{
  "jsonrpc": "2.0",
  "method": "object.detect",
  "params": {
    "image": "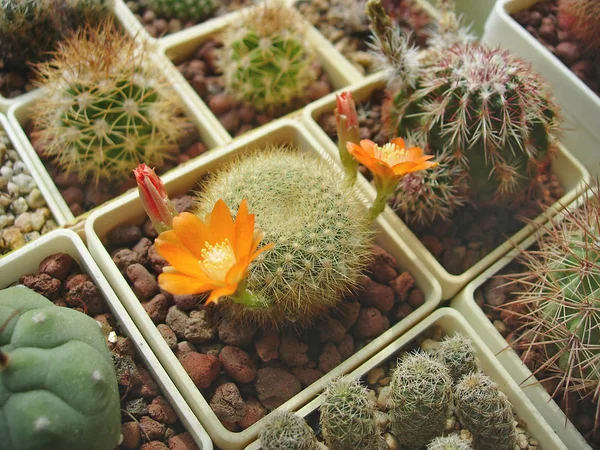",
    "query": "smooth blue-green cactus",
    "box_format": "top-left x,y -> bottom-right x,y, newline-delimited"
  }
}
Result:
0,286 -> 121,450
